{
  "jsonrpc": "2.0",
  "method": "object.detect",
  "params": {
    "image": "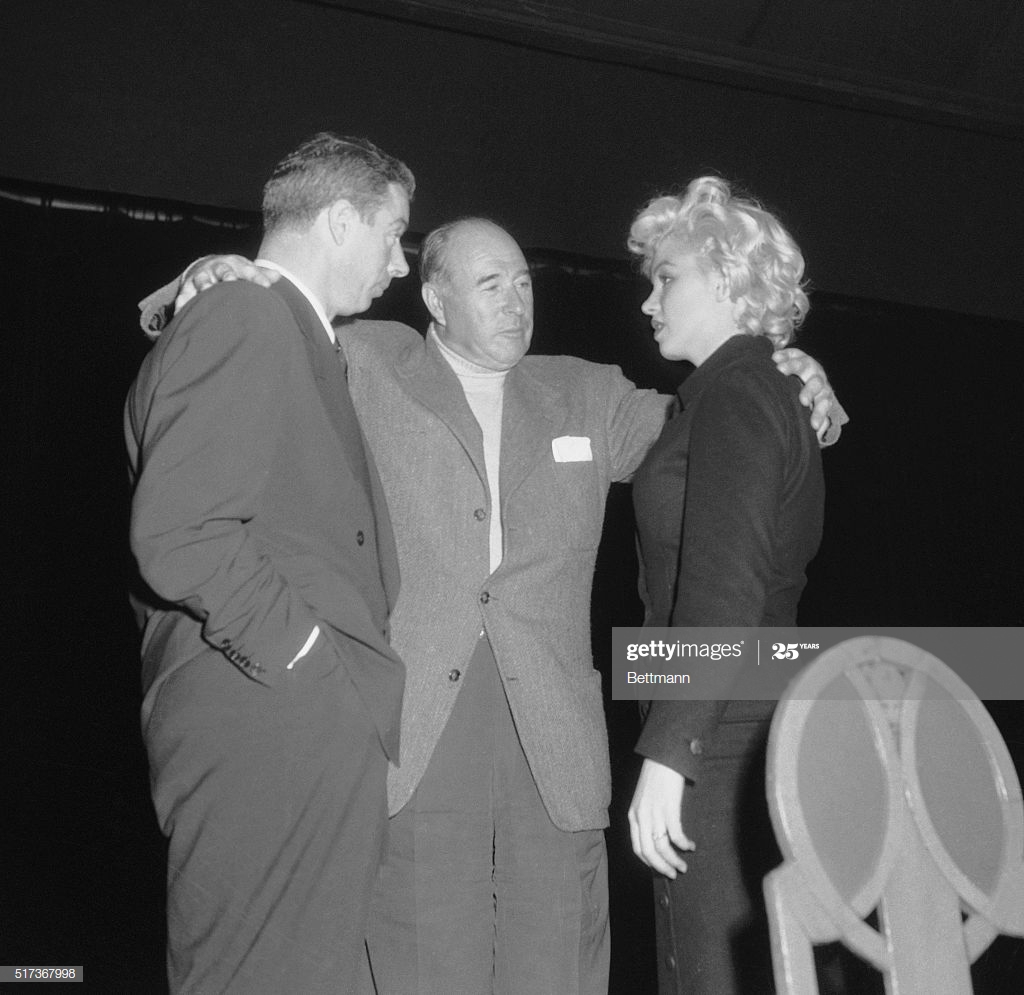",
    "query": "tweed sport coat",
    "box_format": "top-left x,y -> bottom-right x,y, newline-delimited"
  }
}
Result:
342,321 -> 668,831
